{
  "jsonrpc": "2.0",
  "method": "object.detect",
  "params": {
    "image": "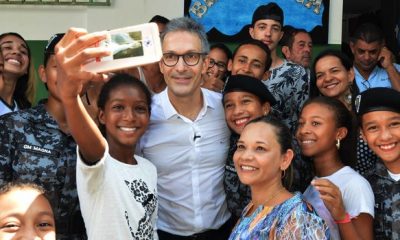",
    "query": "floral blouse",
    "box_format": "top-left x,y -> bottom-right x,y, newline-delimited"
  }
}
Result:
229,192 -> 330,240
262,60 -> 309,135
